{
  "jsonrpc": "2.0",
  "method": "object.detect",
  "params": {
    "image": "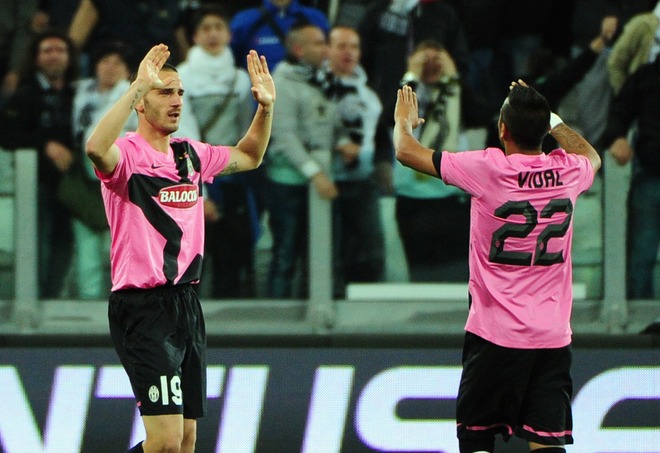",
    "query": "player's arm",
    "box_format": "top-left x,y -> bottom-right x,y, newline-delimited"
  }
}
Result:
512,79 -> 601,172
222,50 -> 275,174
85,81 -> 145,174
549,113 -> 601,172
393,85 -> 438,176
86,44 -> 172,174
